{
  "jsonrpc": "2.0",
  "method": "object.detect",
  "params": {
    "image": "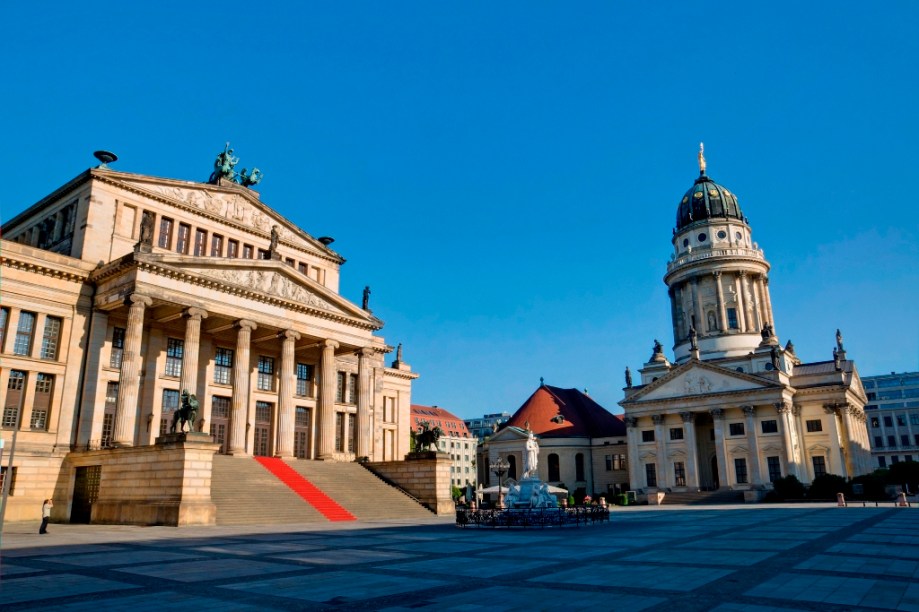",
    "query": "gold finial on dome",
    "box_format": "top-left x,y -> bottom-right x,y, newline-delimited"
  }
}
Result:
698,142 -> 706,175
